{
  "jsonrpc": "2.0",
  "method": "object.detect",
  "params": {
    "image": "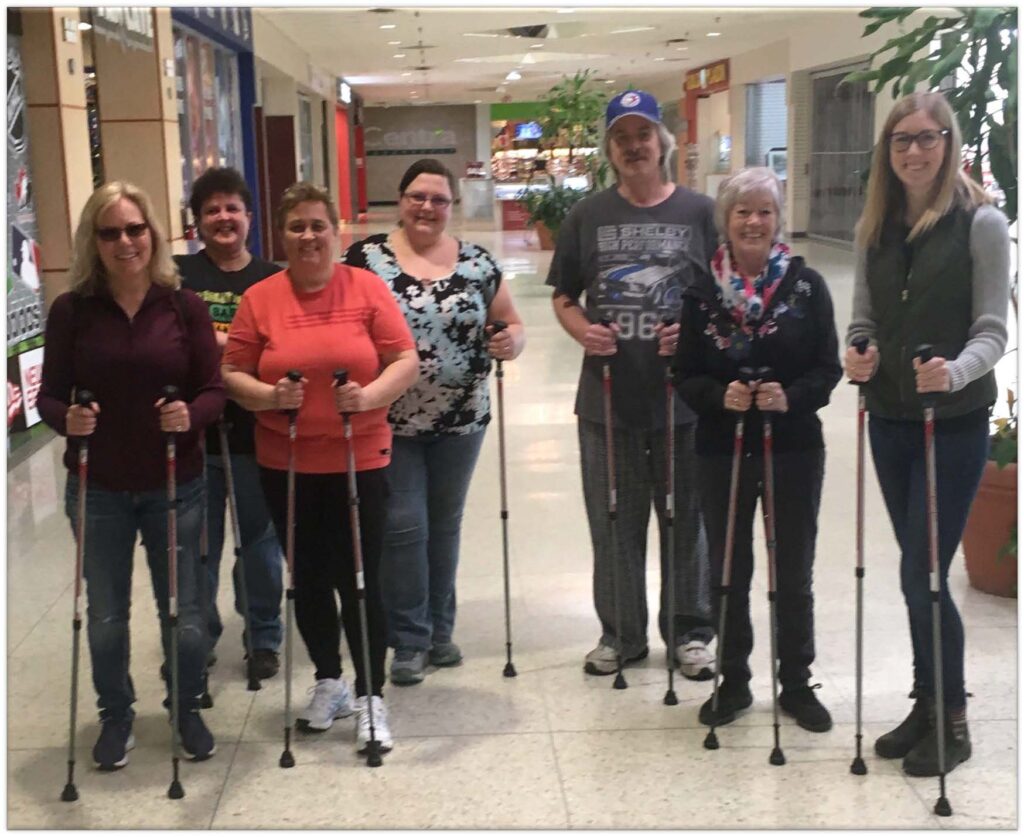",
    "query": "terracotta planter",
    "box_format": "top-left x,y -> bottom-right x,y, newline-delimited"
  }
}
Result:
535,221 -> 555,251
962,460 -> 1017,598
